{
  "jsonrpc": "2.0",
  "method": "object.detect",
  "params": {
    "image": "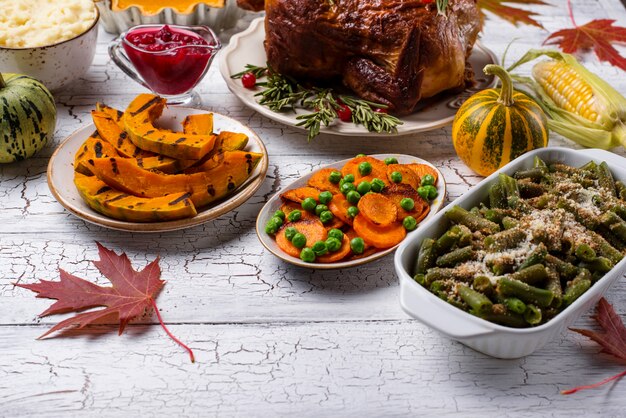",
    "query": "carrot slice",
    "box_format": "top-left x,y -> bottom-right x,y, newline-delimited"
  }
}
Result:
406,163 -> 438,185
324,216 -> 345,230
341,156 -> 388,185
280,202 -> 315,220
328,193 -> 353,226
414,205 -> 430,224
345,228 -> 371,251
275,219 -> 327,258
382,183 -> 429,220
307,168 -> 340,194
357,193 -> 397,226
346,247 -> 379,261
317,235 -> 352,263
353,215 -> 407,249
280,187 -> 321,204
387,164 -> 419,189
